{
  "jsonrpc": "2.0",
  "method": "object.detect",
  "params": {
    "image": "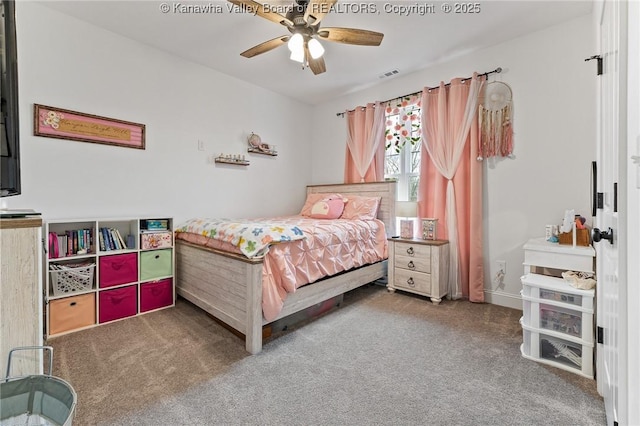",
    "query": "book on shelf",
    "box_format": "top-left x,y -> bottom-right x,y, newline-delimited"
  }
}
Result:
49,228 -> 93,257
110,228 -> 121,250
98,231 -> 106,251
56,233 -> 67,258
78,229 -> 85,252
114,229 -> 127,249
100,227 -> 112,251
99,227 -> 128,251
84,228 -> 92,252
106,228 -> 115,250
66,230 -> 73,256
